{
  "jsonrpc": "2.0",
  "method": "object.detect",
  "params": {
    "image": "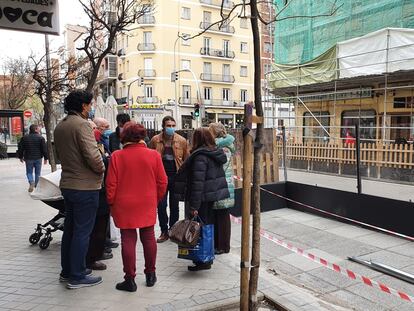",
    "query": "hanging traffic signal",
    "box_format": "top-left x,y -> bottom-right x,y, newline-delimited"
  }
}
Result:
194,103 -> 200,118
